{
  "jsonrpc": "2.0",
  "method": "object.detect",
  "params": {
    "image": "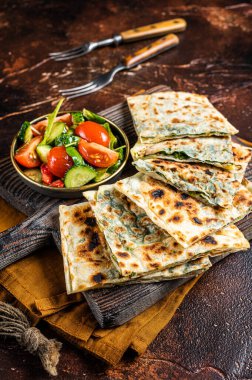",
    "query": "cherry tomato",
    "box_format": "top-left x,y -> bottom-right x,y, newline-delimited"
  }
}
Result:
14,136 -> 42,168
41,164 -> 54,185
78,139 -> 119,168
50,179 -> 64,188
47,146 -> 73,178
31,113 -> 72,136
75,121 -> 110,147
